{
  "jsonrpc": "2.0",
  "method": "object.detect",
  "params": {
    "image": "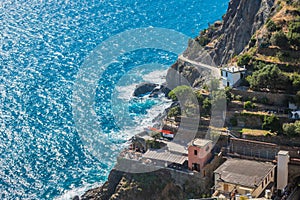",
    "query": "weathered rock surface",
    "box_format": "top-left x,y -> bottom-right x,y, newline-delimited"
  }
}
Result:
166,0 -> 274,88
166,59 -> 211,89
184,0 -> 275,66
133,82 -> 158,97
81,169 -> 182,200
81,168 -> 210,200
